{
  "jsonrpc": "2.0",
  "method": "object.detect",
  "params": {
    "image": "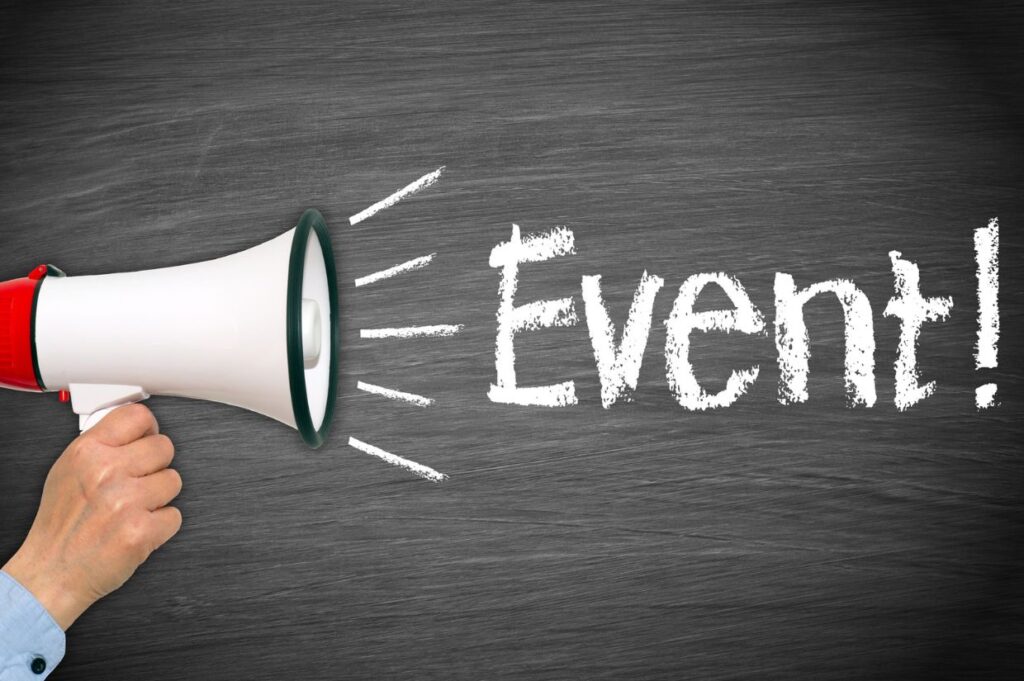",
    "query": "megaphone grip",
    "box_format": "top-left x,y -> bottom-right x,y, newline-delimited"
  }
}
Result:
80,406 -> 119,432
68,384 -> 150,432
